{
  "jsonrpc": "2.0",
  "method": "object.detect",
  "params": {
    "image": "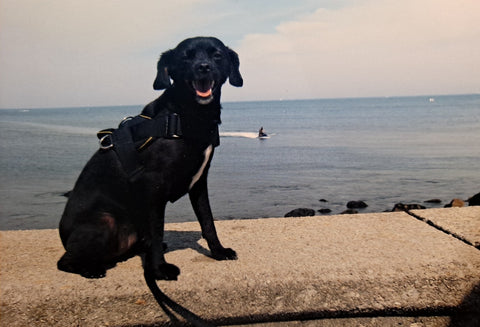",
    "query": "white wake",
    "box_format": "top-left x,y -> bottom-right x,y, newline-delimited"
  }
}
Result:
220,132 -> 259,139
